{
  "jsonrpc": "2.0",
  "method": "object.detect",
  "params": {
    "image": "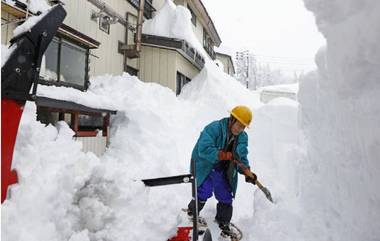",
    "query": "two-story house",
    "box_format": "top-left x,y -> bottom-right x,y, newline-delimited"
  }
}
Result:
1,0 -> 232,154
